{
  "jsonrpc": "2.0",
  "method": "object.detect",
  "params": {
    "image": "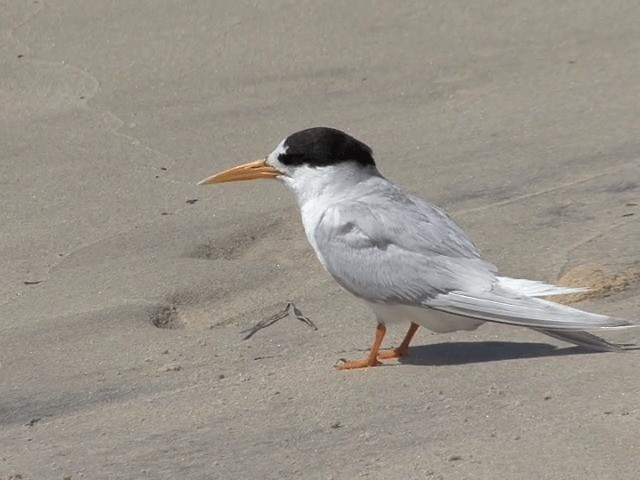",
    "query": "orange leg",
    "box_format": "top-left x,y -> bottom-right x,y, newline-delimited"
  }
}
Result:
338,323 -> 386,370
377,323 -> 419,360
